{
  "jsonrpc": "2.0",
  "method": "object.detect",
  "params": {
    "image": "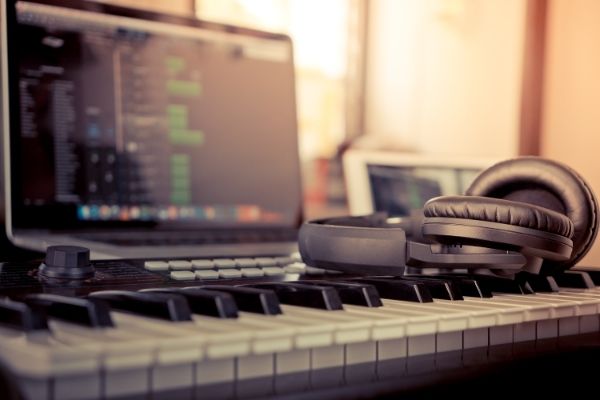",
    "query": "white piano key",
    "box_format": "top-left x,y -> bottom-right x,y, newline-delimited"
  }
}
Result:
152,363 -> 194,395
19,377 -> 50,400
54,373 -> 101,400
437,331 -> 463,352
407,334 -> 436,356
377,338 -> 407,361
558,316 -> 580,336
463,327 -> 489,349
196,358 -> 235,385
514,321 -> 537,342
345,341 -> 377,365
197,314 -> 296,354
104,368 -> 149,399
237,353 -> 274,380
496,294 -> 577,319
537,319 -> 559,339
473,296 -> 552,322
381,300 -> 469,333
237,312 -> 335,349
523,292 -> 600,316
579,314 -> 600,333
311,344 -> 345,370
276,349 -> 310,375
280,305 -> 371,344
489,325 -> 513,345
